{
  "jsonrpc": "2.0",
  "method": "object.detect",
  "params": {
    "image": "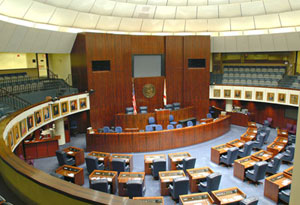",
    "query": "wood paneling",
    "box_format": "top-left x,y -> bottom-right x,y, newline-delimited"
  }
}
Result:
183,36 -> 210,120
86,115 -> 231,153
71,34 -> 210,127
